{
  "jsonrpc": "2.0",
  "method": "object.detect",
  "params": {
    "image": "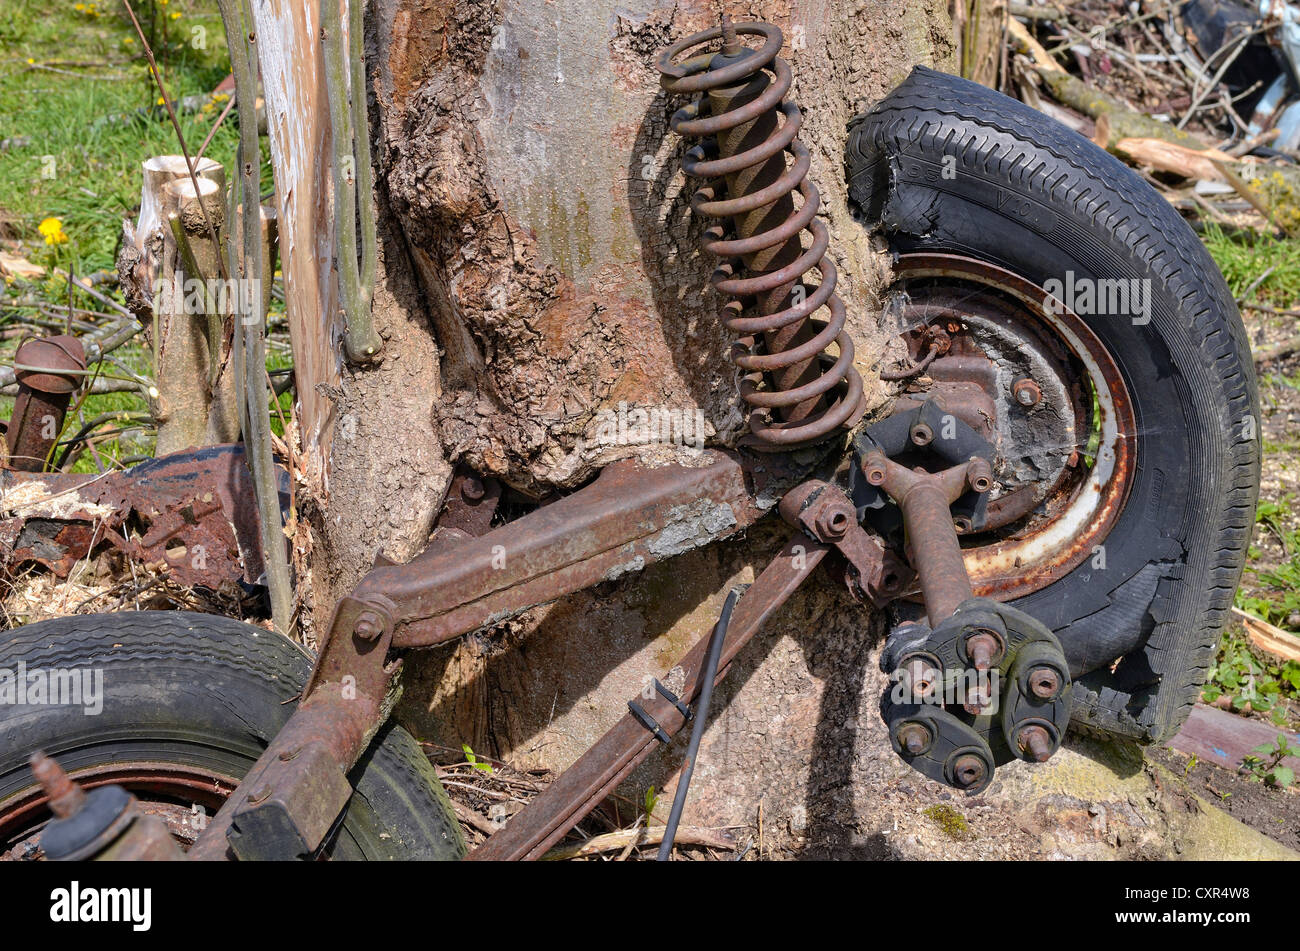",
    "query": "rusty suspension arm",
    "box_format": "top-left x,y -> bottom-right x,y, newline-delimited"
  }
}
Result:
190,449 -> 806,859
469,532 -> 827,860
